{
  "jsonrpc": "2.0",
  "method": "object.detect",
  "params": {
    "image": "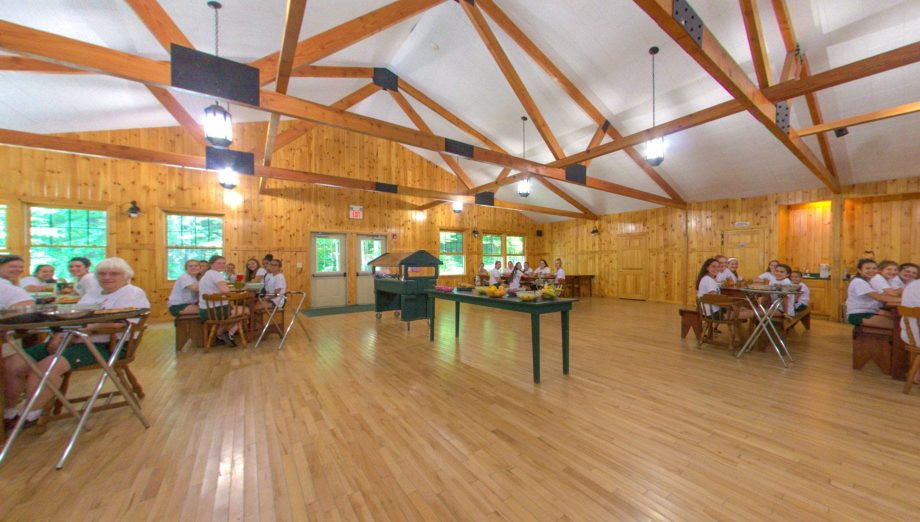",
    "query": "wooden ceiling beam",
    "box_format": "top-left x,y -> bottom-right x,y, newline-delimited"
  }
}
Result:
798,99 -> 920,137
581,124 -> 607,167
460,0 -> 565,159
740,0 -> 773,89
125,0 -> 206,148
389,89 -> 474,189
770,0 -> 798,53
290,65 -> 374,78
493,200 -> 585,219
534,178 -> 597,219
800,57 -> 837,178
778,50 -> 802,83
262,0 -> 310,167
469,172 -> 529,194
416,200 -> 448,211
250,0 -> 444,85
0,56 -> 91,73
0,21 -> 564,179
633,0 -> 839,193
475,0 -> 686,204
